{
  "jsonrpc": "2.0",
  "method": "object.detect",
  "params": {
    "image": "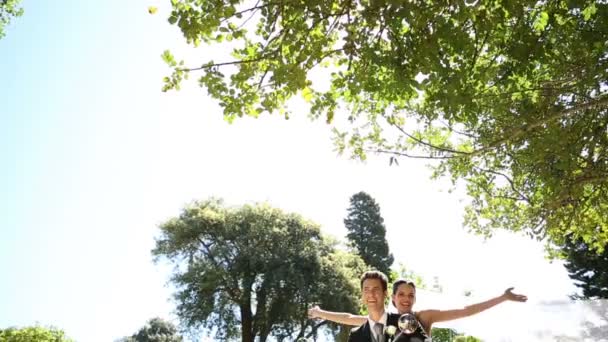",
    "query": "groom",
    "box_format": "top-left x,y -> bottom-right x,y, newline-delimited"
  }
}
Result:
348,270 -> 400,342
